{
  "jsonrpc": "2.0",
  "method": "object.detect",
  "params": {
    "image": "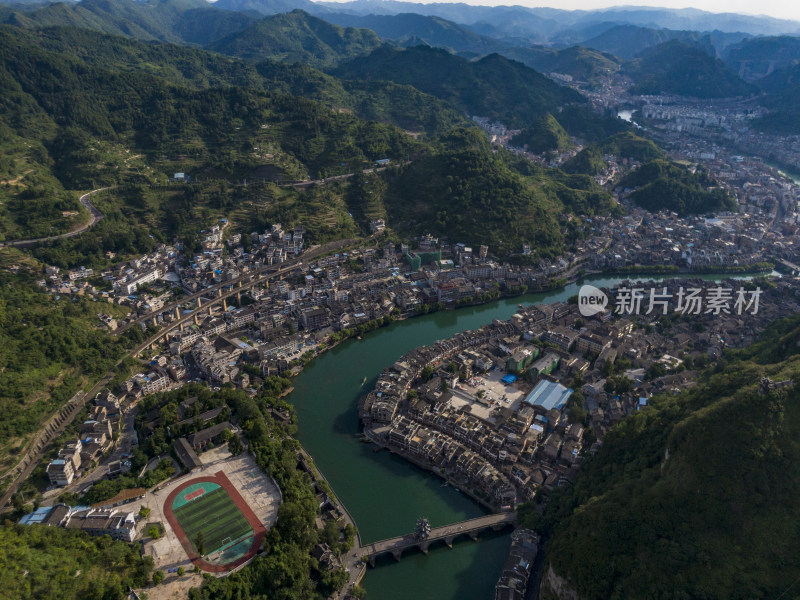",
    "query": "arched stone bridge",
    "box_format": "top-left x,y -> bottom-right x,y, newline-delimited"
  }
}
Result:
360,511 -> 516,566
